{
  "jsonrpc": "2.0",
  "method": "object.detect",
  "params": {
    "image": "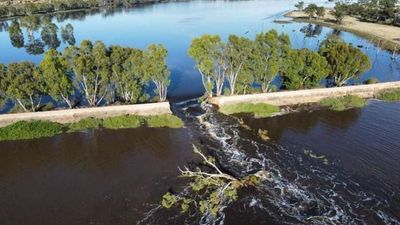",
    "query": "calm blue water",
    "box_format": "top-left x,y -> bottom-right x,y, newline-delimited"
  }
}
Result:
0,0 -> 399,101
